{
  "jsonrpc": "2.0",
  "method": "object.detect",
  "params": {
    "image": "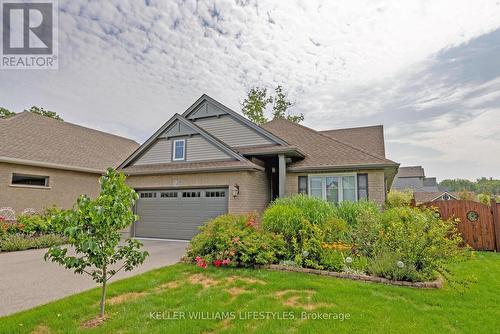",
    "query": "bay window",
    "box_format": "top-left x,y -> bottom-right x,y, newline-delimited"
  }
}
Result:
308,173 -> 359,204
